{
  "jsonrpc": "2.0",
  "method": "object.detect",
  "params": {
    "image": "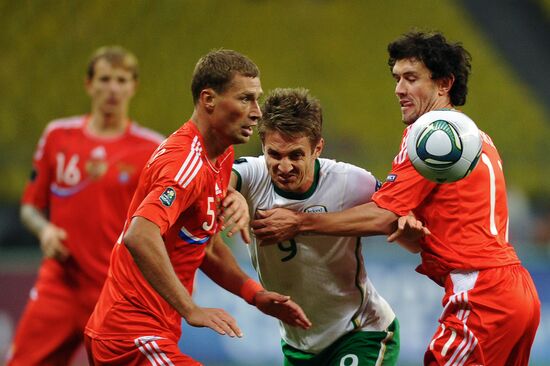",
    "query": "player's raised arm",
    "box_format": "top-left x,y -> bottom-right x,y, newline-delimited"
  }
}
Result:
252,202 -> 398,243
252,203 -> 427,251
